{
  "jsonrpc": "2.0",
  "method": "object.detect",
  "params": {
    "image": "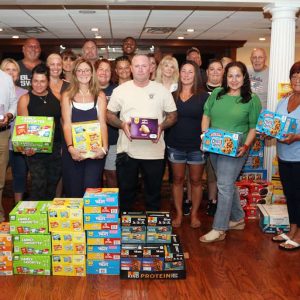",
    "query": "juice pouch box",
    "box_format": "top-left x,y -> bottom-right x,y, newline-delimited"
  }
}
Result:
52,232 -> 86,255
12,116 -> 54,153
52,254 -> 86,276
121,244 -> 143,271
83,188 -> 119,207
256,109 -> 298,139
121,212 -> 147,226
201,128 -> 243,157
14,234 -> 51,255
130,117 -> 158,140
9,201 -> 51,235
72,121 -> 102,159
13,255 -> 51,275
48,198 -> 83,232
